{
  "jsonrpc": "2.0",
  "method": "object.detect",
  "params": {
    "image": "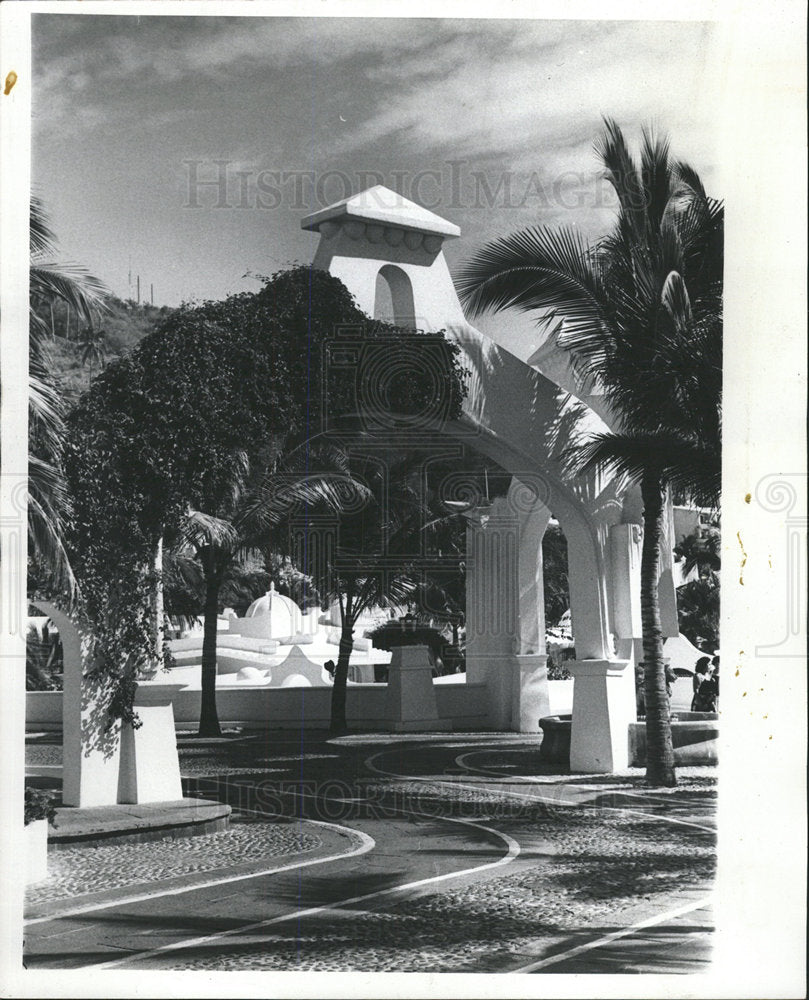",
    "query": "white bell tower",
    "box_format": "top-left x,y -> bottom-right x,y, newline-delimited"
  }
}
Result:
301,185 -> 467,331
